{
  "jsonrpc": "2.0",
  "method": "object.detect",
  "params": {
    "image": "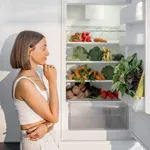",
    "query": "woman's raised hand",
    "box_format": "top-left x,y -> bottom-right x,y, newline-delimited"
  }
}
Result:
43,64 -> 57,84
